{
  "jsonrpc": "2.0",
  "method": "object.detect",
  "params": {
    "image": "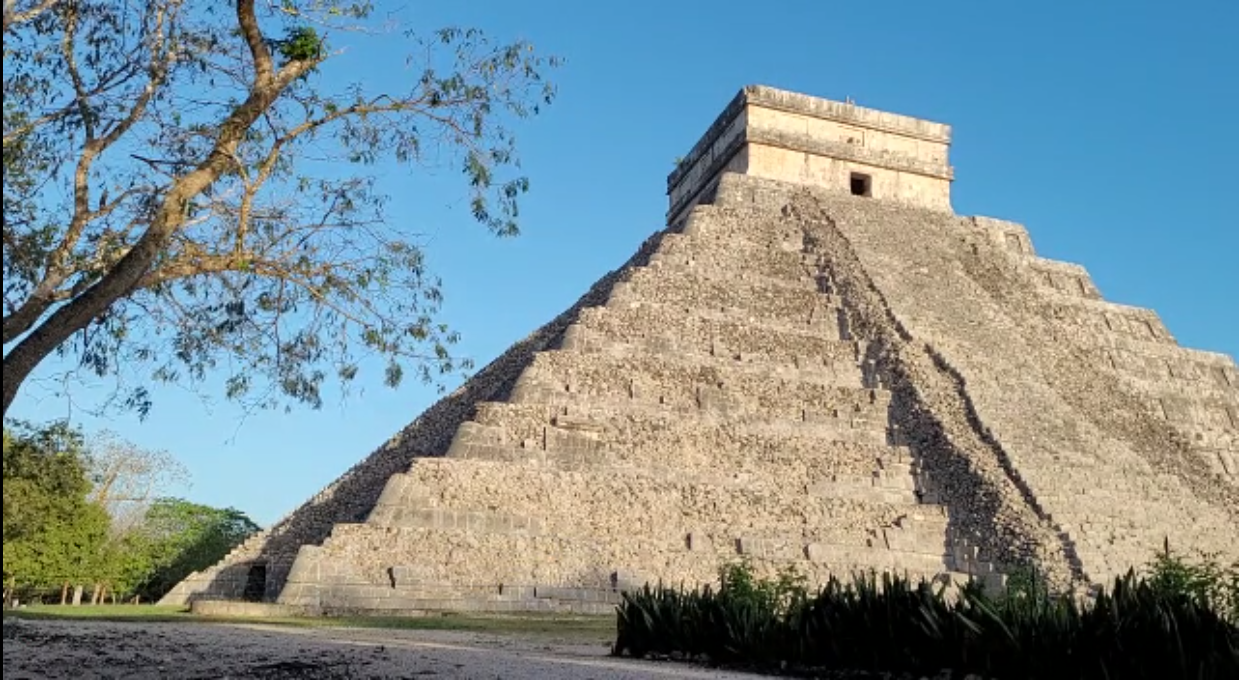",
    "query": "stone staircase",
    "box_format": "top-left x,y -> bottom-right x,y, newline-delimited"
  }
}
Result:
274,204 -> 1002,614
778,174 -> 1238,590
158,532 -> 270,604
